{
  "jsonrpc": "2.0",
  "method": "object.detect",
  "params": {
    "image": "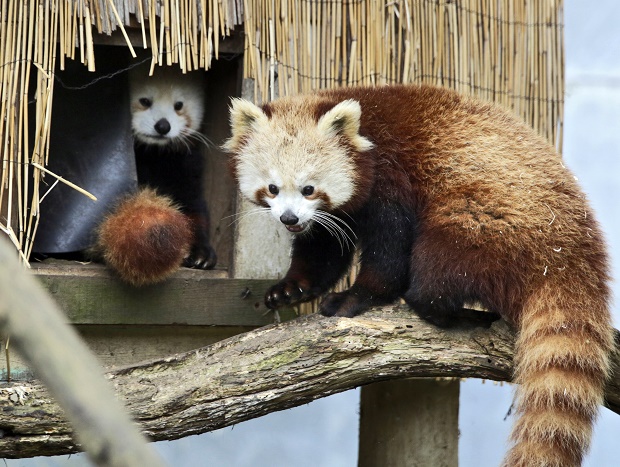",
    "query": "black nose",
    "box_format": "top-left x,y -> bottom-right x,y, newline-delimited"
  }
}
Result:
280,211 -> 299,225
154,118 -> 171,135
